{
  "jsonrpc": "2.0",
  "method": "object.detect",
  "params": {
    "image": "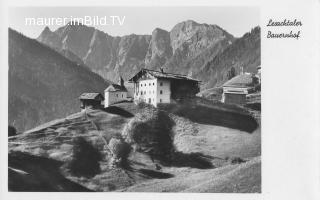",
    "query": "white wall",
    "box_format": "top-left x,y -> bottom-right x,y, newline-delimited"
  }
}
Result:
134,79 -> 158,107
105,91 -> 127,107
223,86 -> 248,94
134,78 -> 171,107
156,79 -> 171,104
